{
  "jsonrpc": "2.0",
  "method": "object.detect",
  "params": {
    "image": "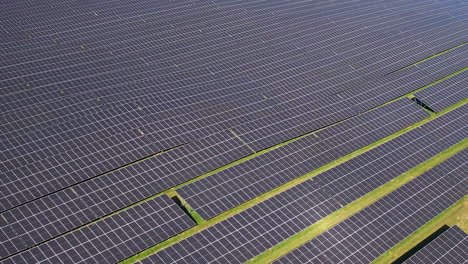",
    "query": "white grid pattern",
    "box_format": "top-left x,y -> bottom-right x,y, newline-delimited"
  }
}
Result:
0,4 -> 464,185
0,130 -> 249,259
